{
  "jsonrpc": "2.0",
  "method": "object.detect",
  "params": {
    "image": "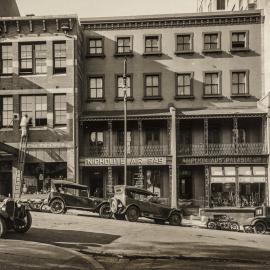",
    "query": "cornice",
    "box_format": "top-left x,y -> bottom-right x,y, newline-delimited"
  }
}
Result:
82,13 -> 263,31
